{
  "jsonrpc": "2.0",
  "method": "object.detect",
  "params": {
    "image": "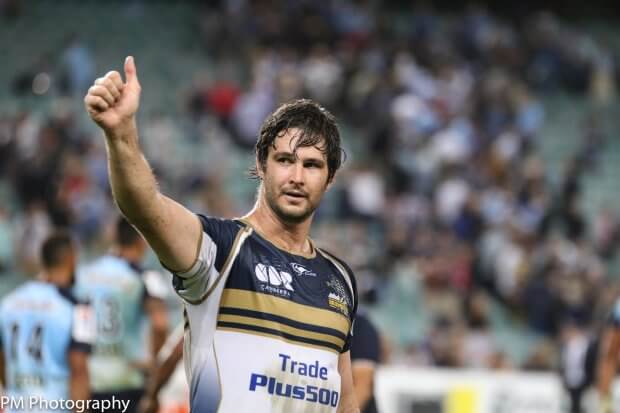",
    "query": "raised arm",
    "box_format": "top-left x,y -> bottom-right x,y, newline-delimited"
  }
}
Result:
84,57 -> 201,271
